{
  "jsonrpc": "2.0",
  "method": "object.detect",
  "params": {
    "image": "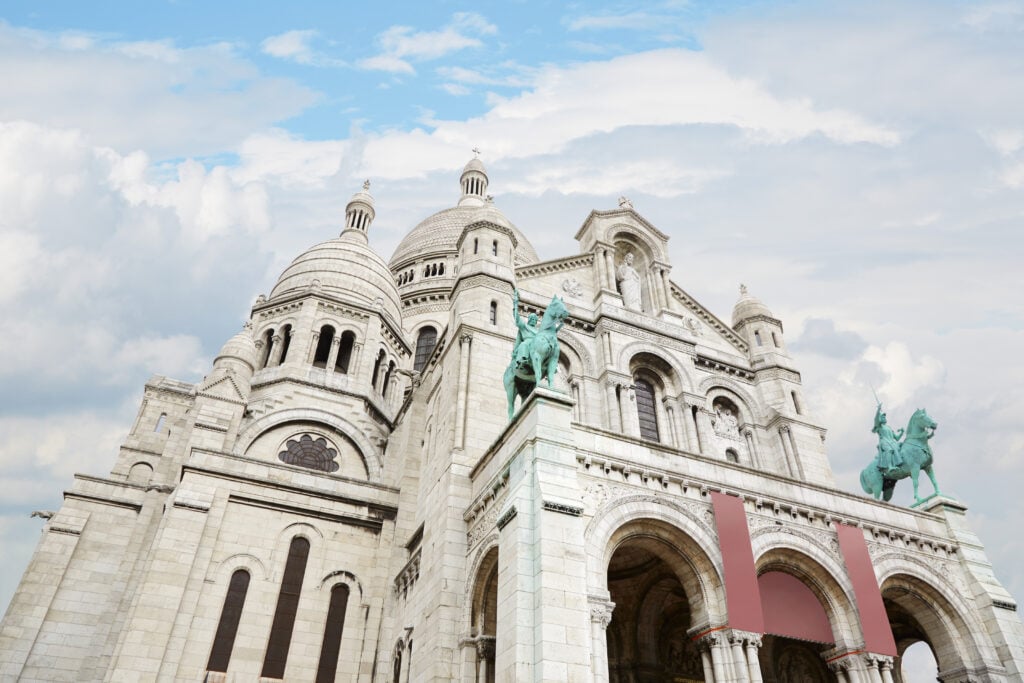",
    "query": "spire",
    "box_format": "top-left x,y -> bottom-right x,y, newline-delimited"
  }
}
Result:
343,180 -> 376,239
458,151 -> 488,207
